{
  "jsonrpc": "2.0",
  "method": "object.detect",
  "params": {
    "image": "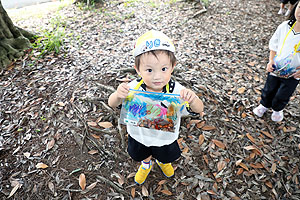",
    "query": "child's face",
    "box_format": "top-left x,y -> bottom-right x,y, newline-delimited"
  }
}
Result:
135,52 -> 174,92
295,3 -> 300,21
